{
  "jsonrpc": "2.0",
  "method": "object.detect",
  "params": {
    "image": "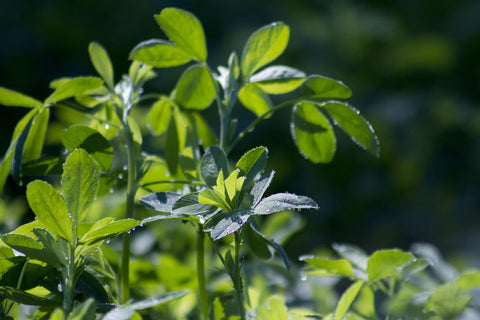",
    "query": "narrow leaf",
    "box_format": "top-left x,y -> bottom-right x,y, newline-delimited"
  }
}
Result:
148,97 -> 172,136
165,113 -> 179,174
204,209 -> 252,240
62,149 -> 100,225
238,83 -> 273,117
301,75 -> 352,99
249,222 -> 290,269
89,42 -> 114,90
322,102 -> 379,157
80,218 -> 139,245
0,286 -> 61,307
175,64 -> 216,110
334,280 -> 364,320
26,180 -> 72,241
61,125 -> 113,171
291,102 -> 336,163
200,146 -> 229,188
67,298 -> 96,320
254,192 -> 318,215
130,39 -> 192,68
236,146 -> 268,187
155,8 -> 207,61
367,249 -> 414,282
10,114 -> 34,185
249,65 -> 306,94
0,87 -> 41,107
241,22 -> 290,78
45,77 -> 104,104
